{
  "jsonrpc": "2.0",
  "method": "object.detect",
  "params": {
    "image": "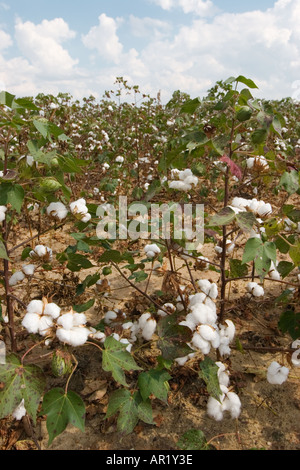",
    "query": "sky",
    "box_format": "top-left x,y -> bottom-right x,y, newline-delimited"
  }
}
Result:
0,0 -> 299,103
